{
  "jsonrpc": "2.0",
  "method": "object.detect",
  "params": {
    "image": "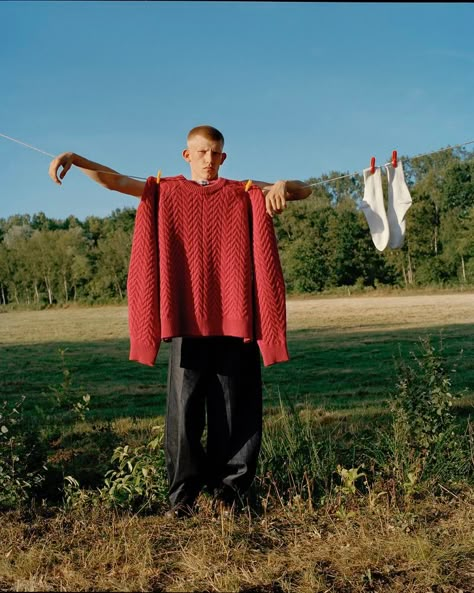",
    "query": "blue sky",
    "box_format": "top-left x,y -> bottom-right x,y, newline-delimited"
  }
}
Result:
1,1 -> 473,220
